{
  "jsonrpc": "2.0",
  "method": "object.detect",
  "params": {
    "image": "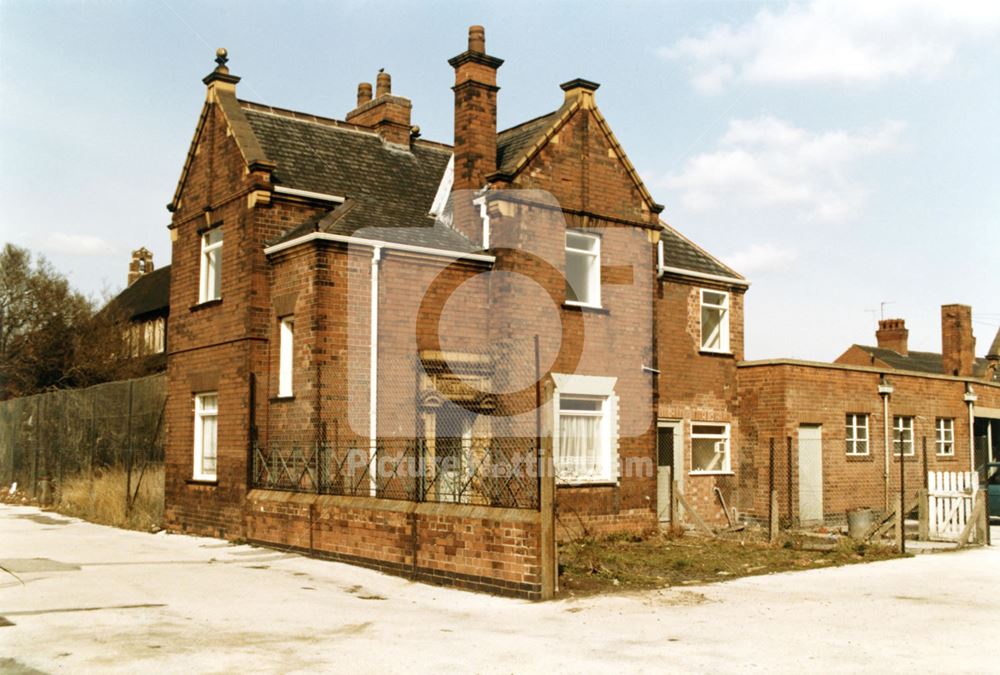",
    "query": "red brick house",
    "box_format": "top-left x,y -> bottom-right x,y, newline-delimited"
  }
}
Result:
737,305 -> 1000,525
163,27 -> 746,597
